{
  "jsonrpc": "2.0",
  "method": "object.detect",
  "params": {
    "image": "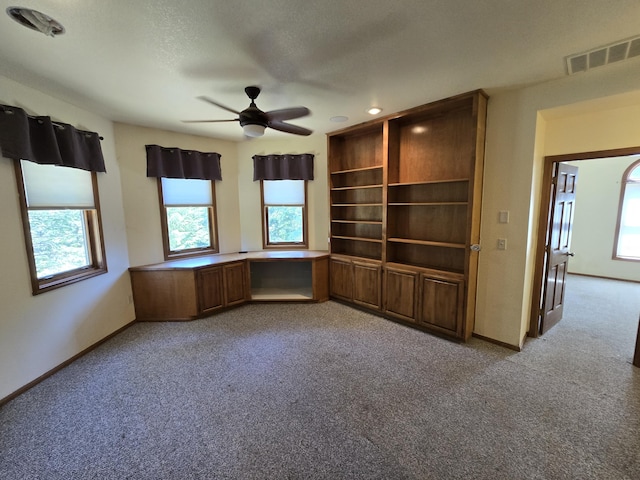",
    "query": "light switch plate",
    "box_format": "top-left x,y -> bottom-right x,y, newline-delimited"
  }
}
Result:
498,210 -> 510,224
497,238 -> 507,250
